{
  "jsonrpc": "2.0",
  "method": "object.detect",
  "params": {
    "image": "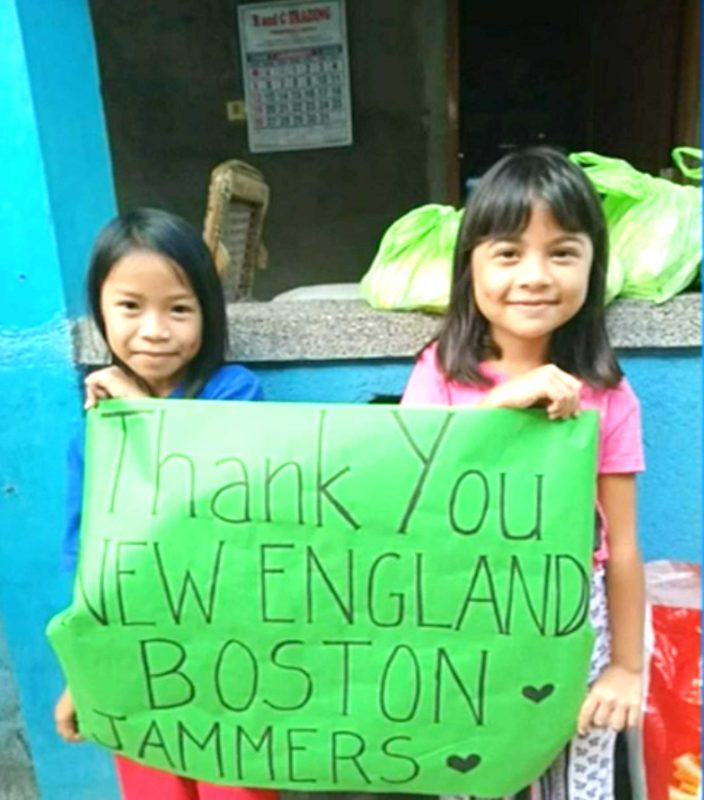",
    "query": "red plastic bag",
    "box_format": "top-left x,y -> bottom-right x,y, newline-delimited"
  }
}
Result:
629,561 -> 702,800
